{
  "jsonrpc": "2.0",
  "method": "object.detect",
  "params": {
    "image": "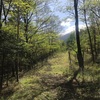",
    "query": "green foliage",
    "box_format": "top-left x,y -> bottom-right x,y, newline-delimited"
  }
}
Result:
66,32 -> 77,52
0,0 -> 63,92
